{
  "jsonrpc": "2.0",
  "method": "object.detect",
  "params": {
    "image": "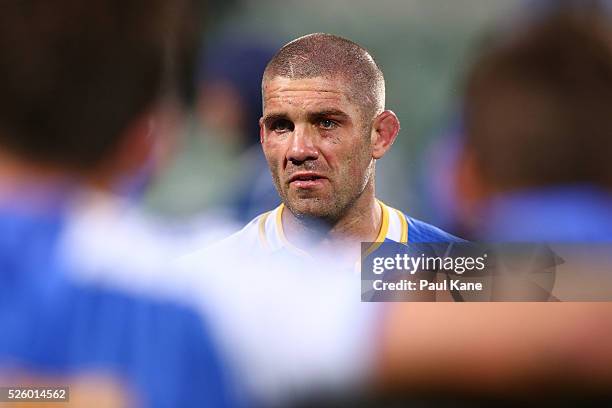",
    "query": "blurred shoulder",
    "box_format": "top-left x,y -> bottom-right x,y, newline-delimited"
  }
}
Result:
178,210 -> 272,269
405,215 -> 465,243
